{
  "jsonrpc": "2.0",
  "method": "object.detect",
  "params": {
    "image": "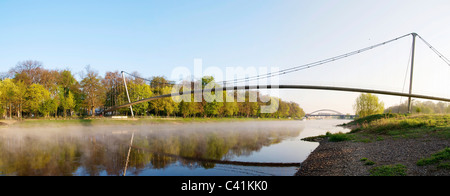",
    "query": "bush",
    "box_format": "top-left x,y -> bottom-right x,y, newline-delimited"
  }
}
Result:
328,132 -> 353,142
369,164 -> 407,176
417,147 -> 450,166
